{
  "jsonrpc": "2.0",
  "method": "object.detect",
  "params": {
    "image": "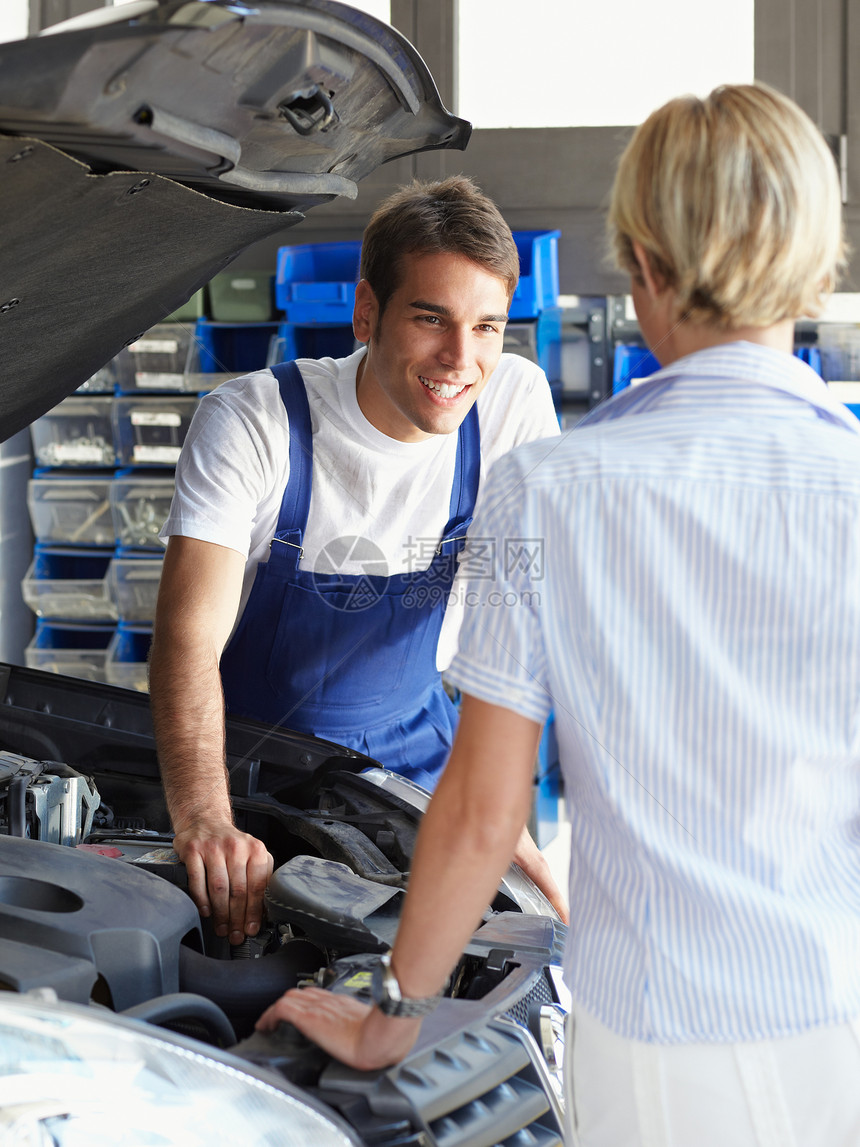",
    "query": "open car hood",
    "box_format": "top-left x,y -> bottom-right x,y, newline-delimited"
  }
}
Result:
0,0 -> 470,441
